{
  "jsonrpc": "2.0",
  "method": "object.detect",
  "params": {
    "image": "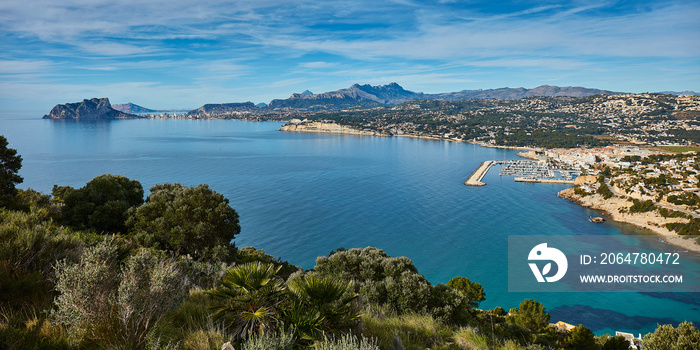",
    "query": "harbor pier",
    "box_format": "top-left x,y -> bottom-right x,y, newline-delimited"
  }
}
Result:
464,161 -> 495,186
